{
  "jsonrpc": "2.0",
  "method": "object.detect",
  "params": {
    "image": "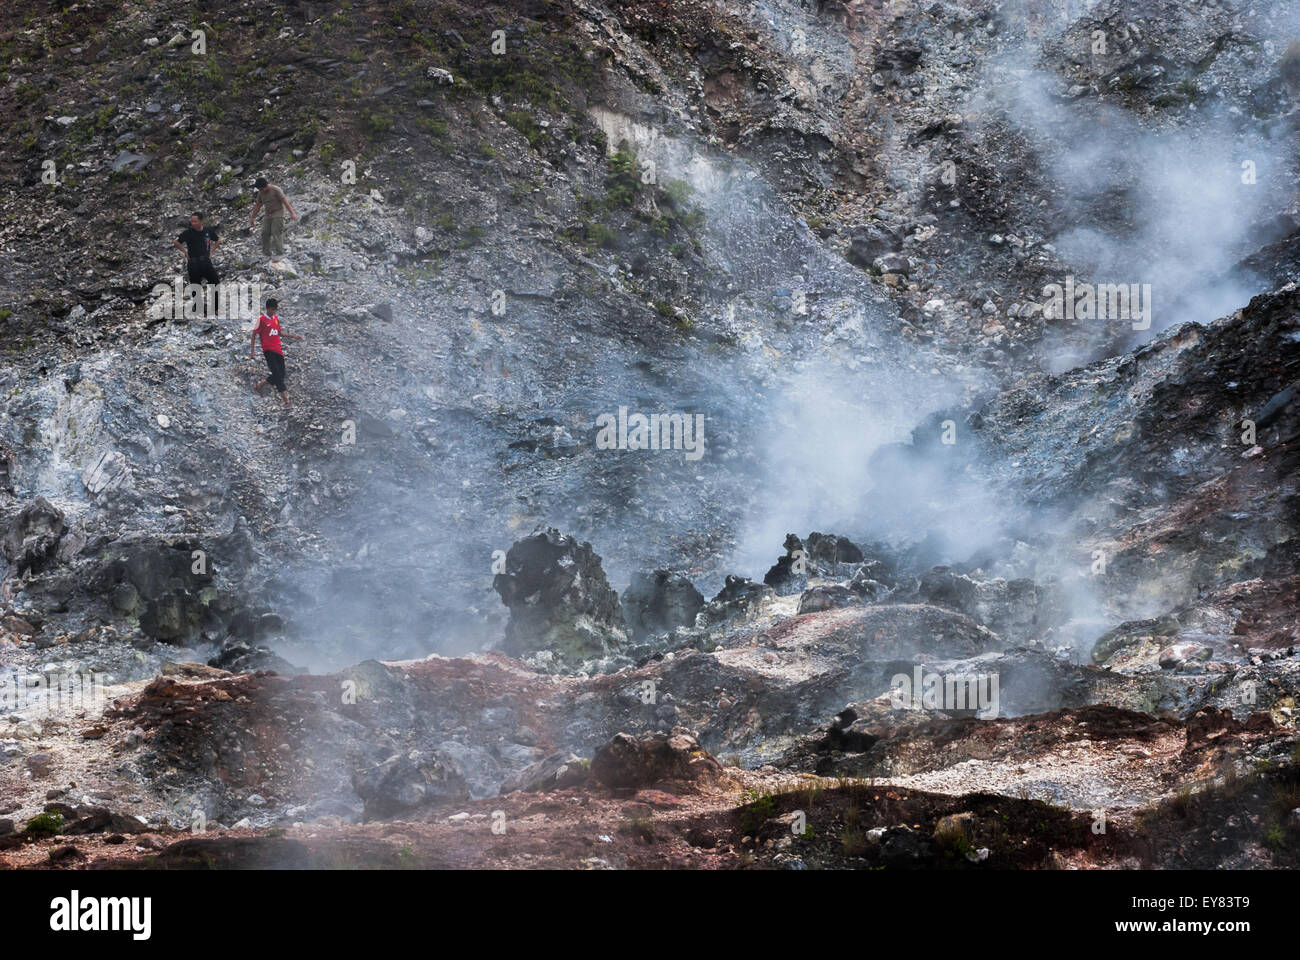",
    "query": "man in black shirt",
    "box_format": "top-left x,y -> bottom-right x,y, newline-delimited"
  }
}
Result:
173,212 -> 221,314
